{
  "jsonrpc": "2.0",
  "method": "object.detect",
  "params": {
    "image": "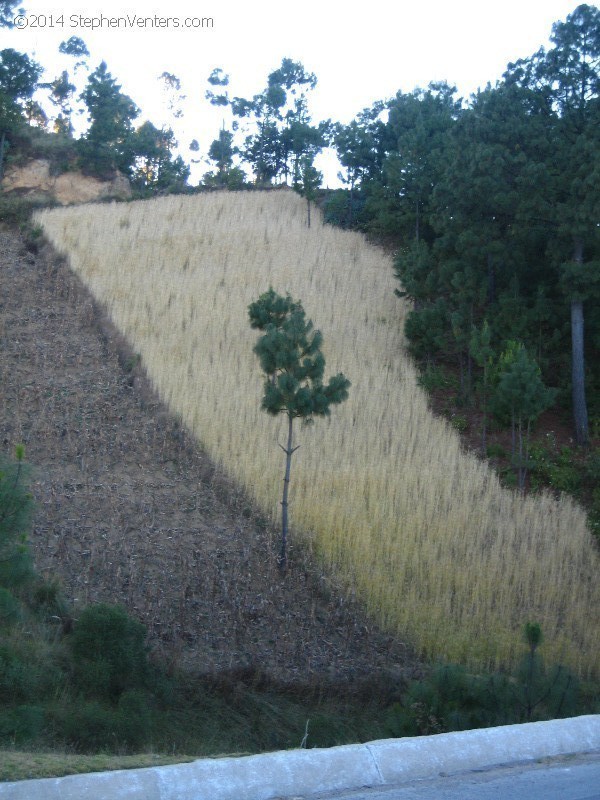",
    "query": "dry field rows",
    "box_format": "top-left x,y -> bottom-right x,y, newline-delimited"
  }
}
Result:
36,191 -> 600,677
